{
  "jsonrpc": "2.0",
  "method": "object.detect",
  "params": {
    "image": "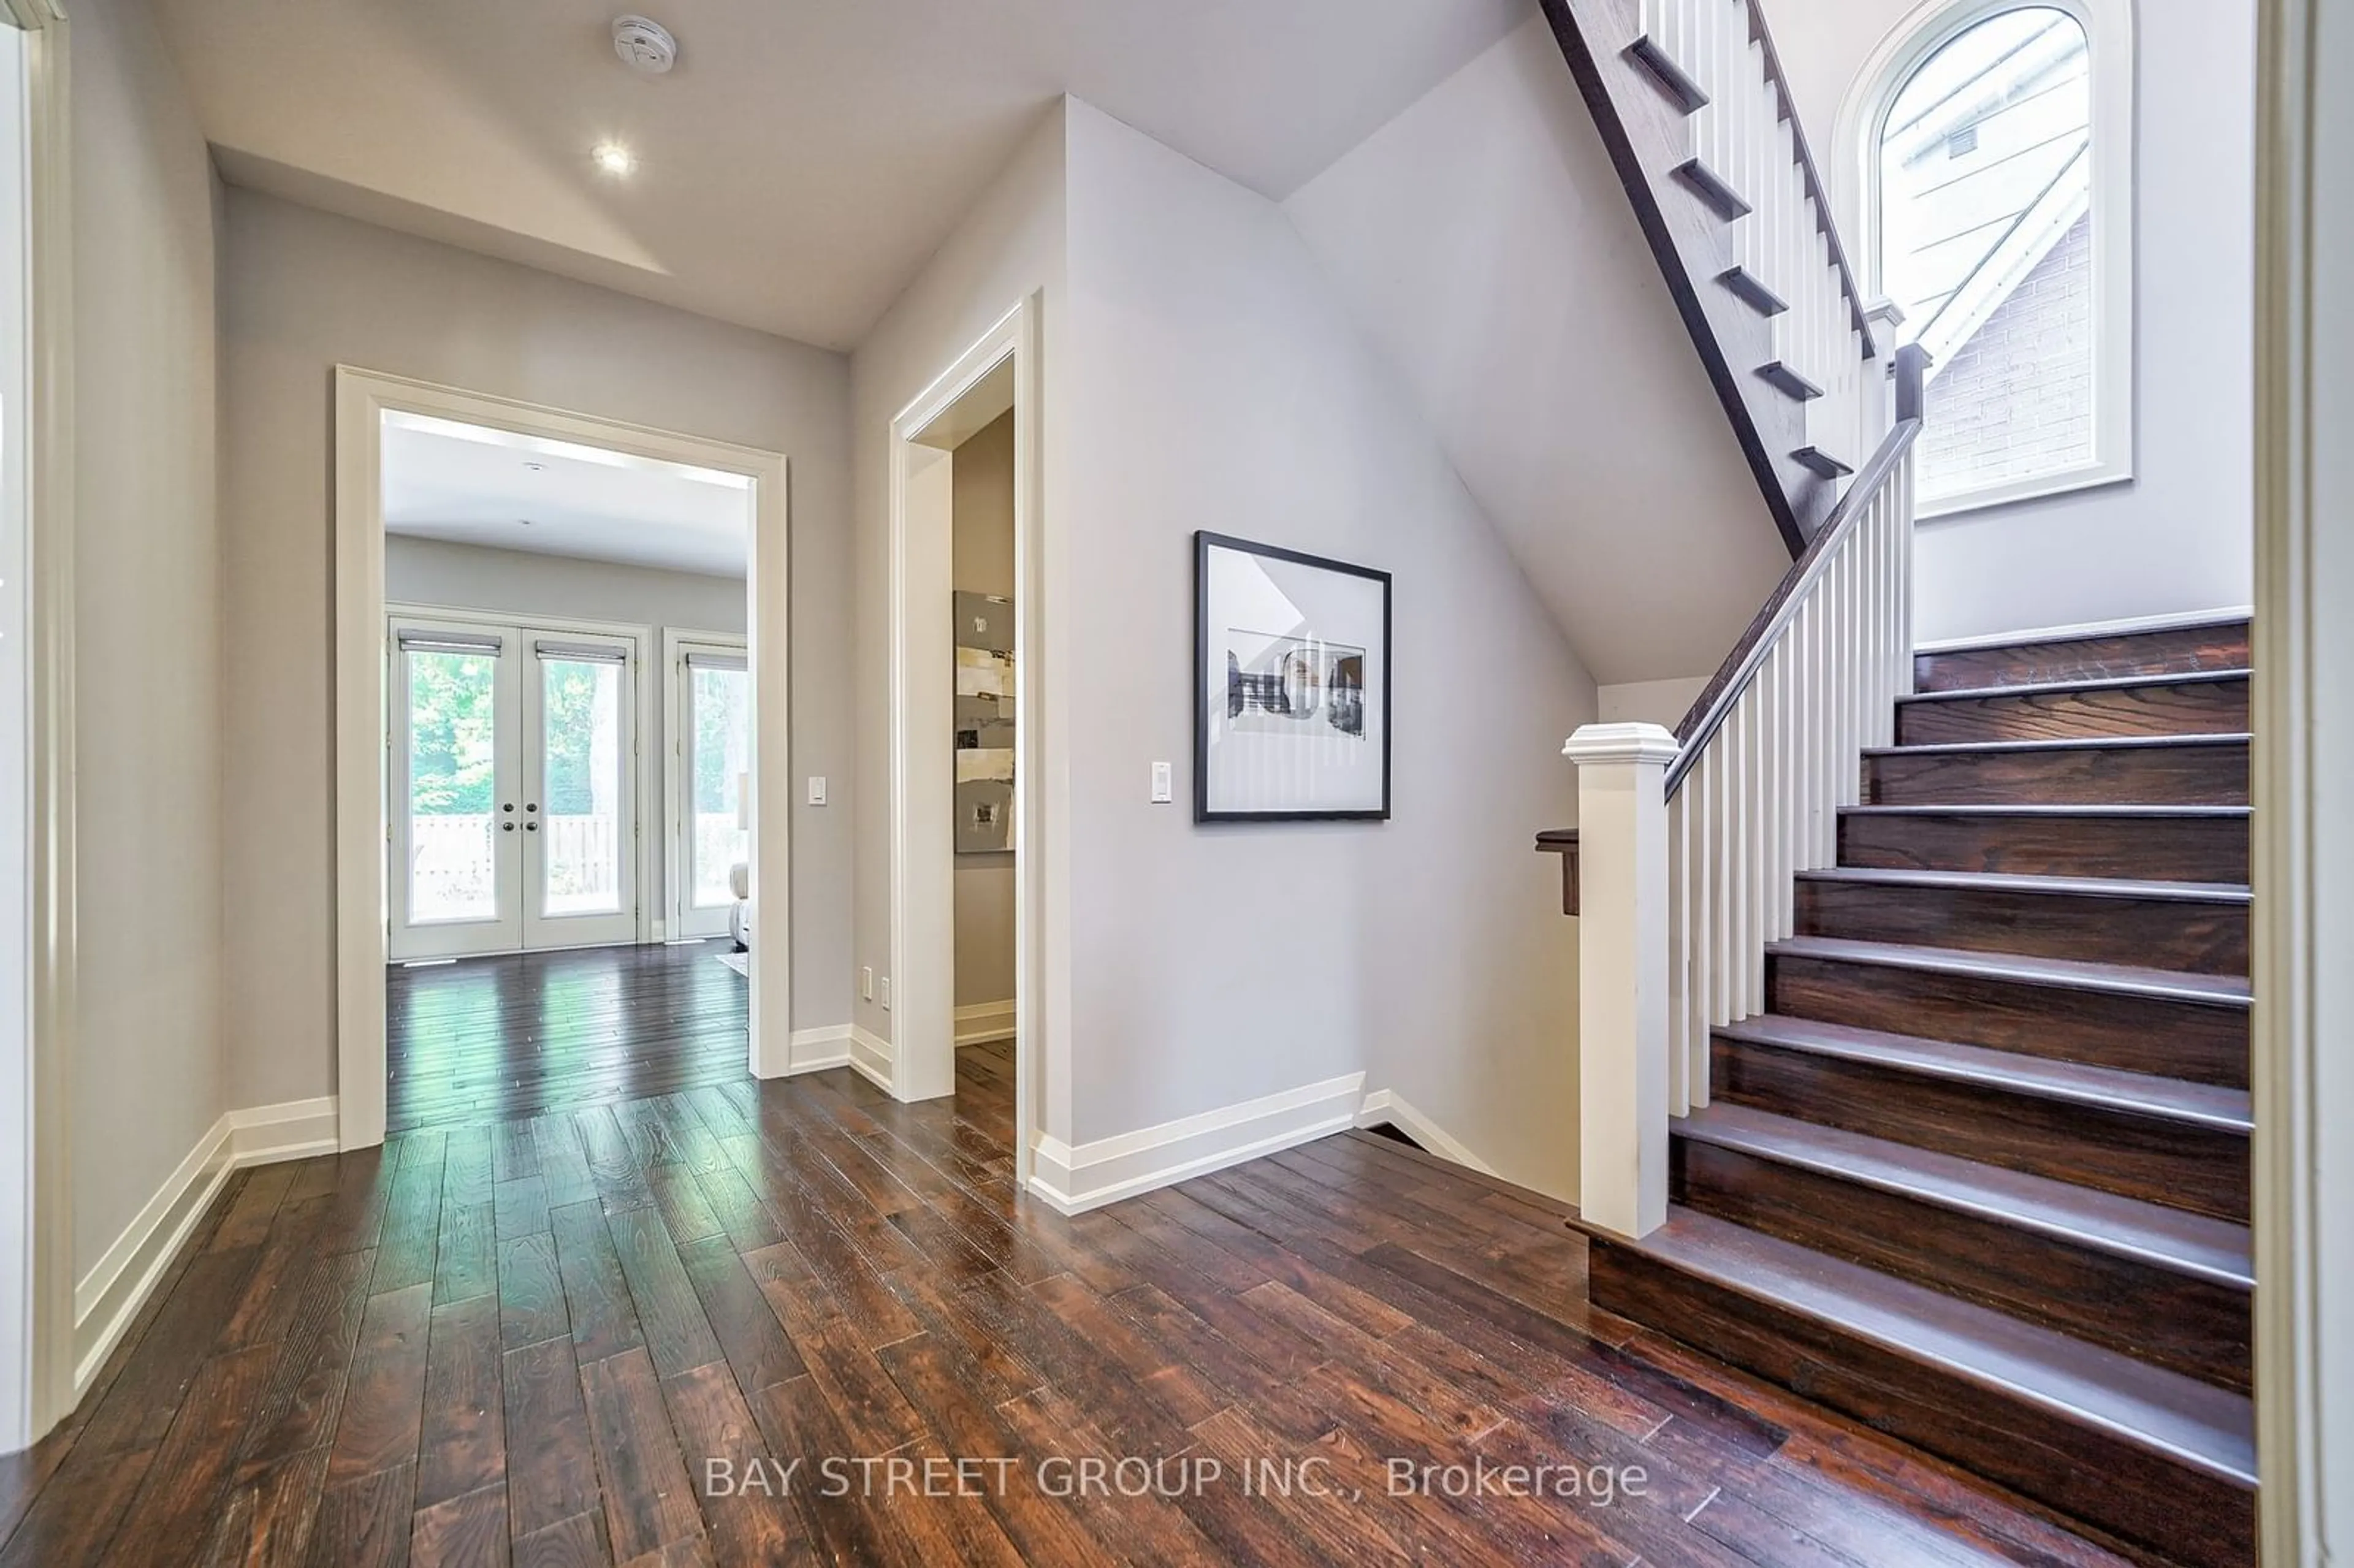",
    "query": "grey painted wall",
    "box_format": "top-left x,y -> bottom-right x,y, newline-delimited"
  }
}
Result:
219,190 -> 855,1113
951,413 -> 1017,1011
72,0 -> 227,1273
1057,101 -> 1594,1197
387,536 -> 747,633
